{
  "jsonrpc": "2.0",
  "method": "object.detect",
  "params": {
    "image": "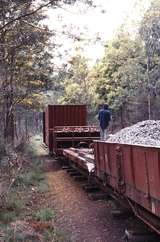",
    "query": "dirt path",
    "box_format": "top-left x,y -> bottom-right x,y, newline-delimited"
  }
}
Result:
46,164 -> 130,242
